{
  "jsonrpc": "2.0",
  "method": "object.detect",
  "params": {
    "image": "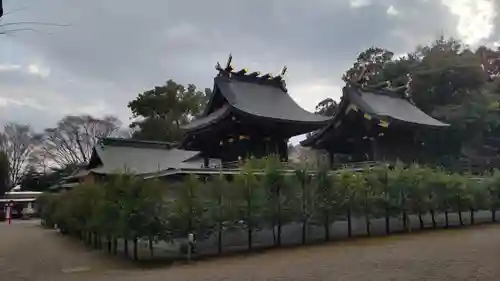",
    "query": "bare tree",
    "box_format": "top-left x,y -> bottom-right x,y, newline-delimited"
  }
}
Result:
0,123 -> 37,185
0,2 -> 69,35
34,115 -> 121,168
